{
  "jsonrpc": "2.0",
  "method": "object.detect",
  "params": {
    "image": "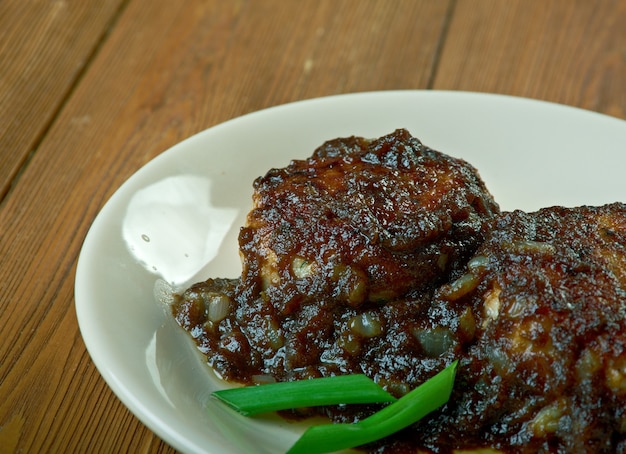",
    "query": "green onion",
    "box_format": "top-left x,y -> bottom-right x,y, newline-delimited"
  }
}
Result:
286,360 -> 458,454
212,374 -> 397,416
